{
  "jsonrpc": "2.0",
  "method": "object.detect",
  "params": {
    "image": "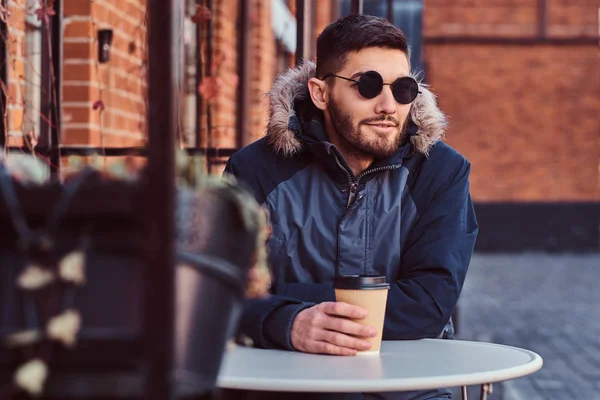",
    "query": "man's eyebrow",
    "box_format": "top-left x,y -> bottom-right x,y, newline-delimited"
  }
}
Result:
349,71 -> 411,80
349,71 -> 367,79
